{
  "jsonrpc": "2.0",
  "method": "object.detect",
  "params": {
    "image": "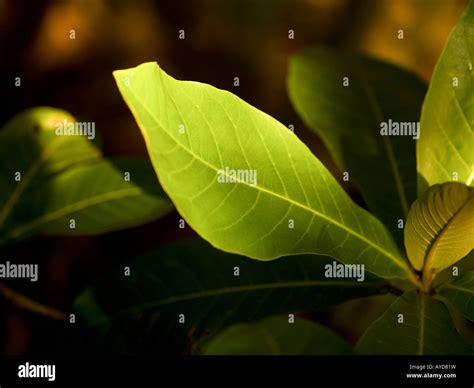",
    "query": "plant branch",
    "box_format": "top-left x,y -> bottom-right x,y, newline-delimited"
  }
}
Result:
0,282 -> 65,320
